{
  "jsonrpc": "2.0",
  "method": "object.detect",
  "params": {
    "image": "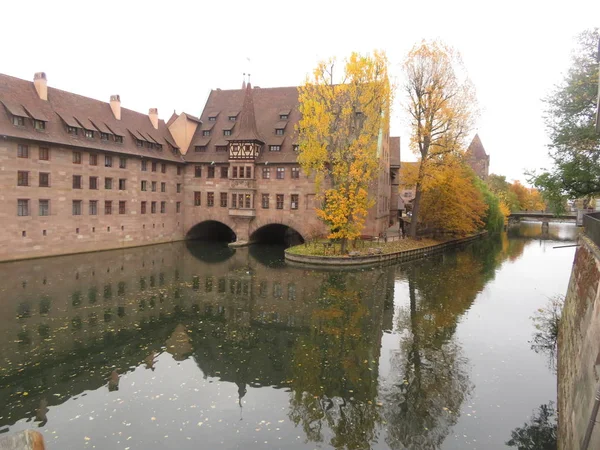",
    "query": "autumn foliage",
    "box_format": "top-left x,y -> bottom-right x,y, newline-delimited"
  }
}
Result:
401,155 -> 487,235
487,175 -> 547,212
298,51 -> 392,253
403,40 -> 478,237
